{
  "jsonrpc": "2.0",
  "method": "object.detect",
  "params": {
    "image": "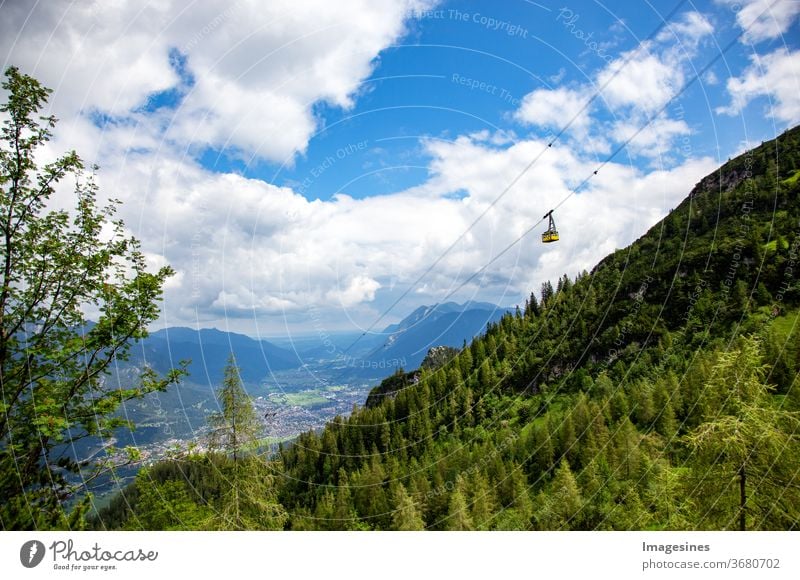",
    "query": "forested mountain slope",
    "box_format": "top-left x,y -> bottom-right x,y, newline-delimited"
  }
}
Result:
96,126 -> 800,531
